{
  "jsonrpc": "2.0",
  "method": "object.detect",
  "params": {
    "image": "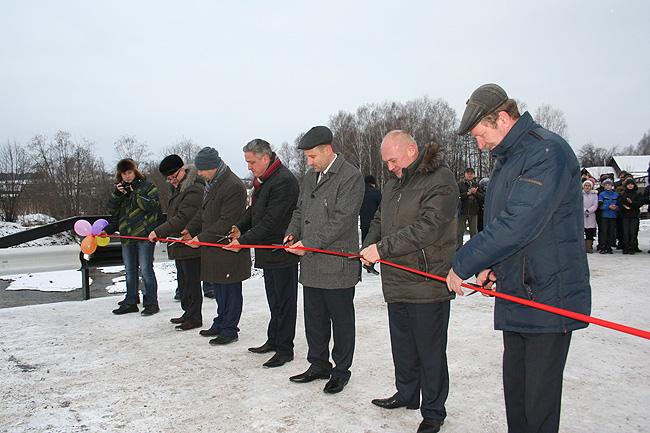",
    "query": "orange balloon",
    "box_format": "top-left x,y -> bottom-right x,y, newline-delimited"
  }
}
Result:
81,235 -> 97,254
96,235 -> 110,247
